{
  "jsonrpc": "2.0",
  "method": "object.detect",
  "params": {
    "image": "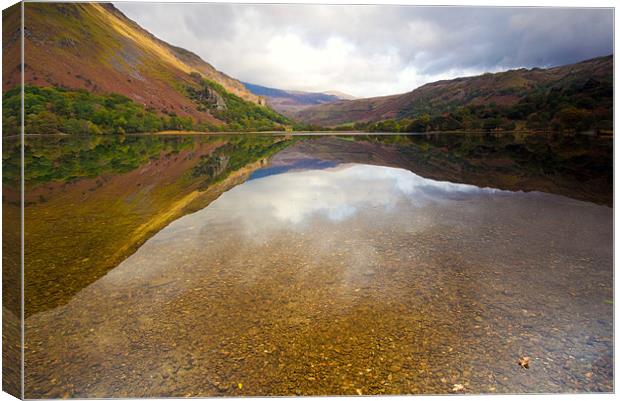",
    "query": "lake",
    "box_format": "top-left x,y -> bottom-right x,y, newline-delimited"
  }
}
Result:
3,133 -> 613,396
